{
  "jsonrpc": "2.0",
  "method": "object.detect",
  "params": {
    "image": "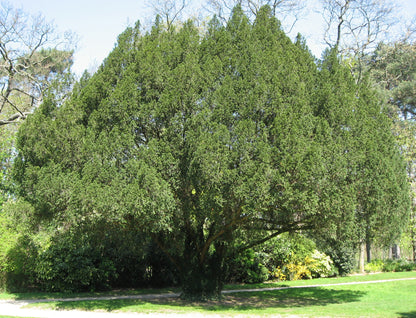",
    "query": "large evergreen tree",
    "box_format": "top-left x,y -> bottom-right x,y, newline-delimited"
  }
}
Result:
13,6 -> 410,298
